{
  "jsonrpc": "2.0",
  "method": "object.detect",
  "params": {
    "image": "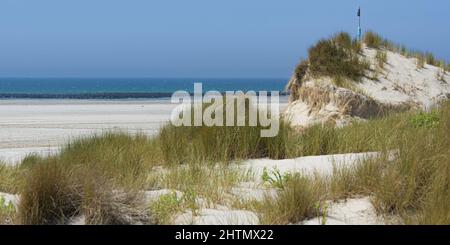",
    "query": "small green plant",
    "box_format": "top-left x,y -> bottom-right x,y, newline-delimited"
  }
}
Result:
261,167 -> 292,189
315,201 -> 329,225
149,192 -> 183,224
182,188 -> 200,215
410,112 -> 440,128
0,196 -> 16,224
